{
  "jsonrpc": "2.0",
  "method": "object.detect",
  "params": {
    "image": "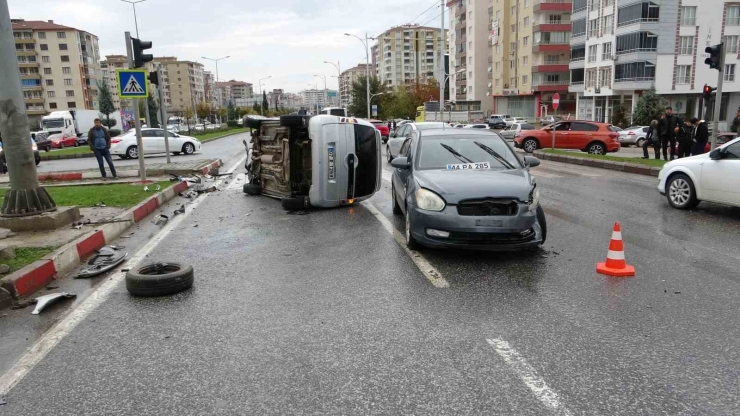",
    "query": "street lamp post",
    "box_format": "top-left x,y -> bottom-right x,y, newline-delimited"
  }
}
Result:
258,76 -> 272,116
121,0 -> 146,38
202,55 -> 230,120
324,61 -> 341,106
345,33 -> 373,119
370,92 -> 385,118
314,74 -> 327,109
